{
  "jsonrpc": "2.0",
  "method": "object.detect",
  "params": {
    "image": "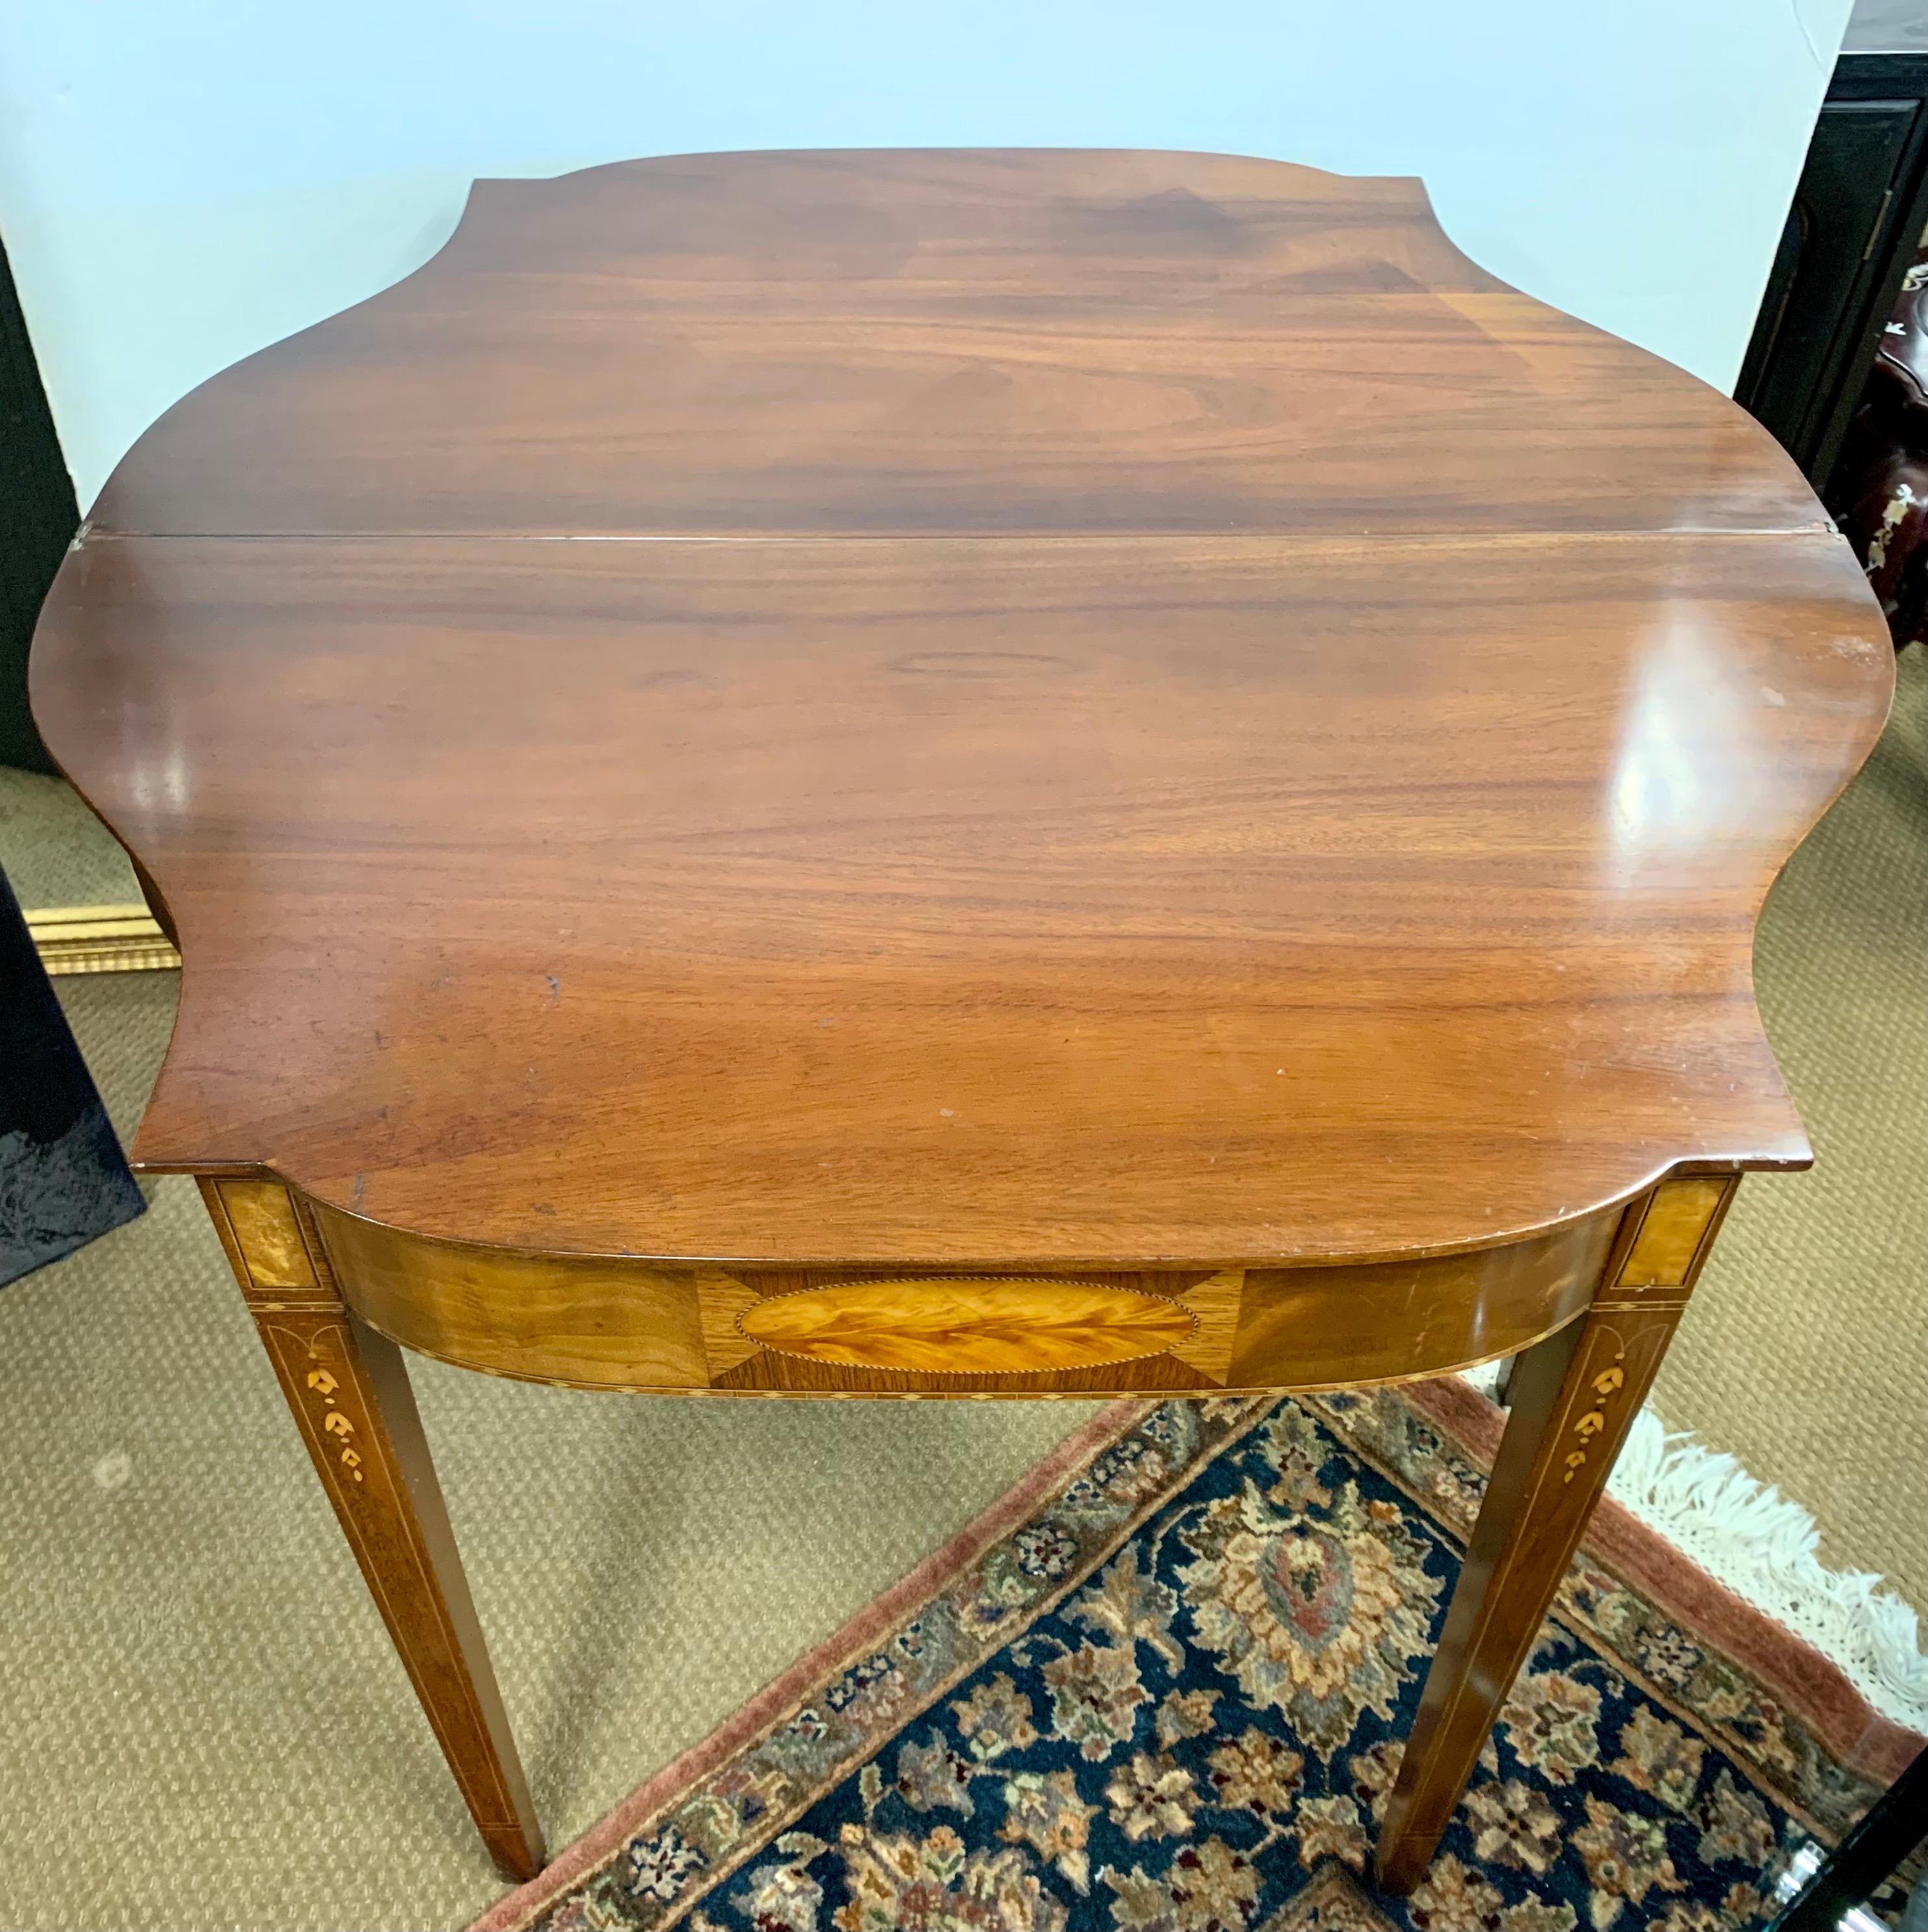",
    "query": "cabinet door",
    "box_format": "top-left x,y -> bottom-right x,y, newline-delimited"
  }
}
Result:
1738,55 -> 1928,483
